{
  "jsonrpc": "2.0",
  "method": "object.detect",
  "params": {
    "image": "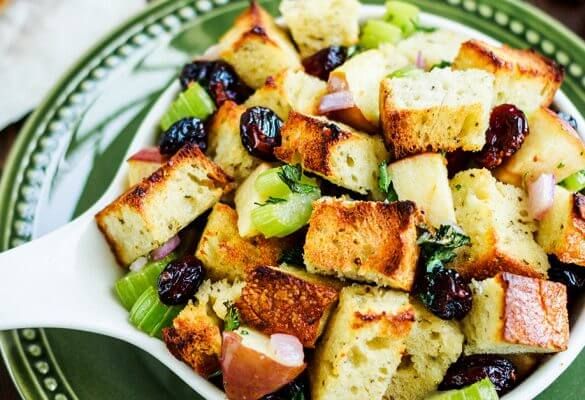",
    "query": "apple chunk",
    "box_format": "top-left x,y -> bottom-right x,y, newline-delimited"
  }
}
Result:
221,329 -> 306,400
